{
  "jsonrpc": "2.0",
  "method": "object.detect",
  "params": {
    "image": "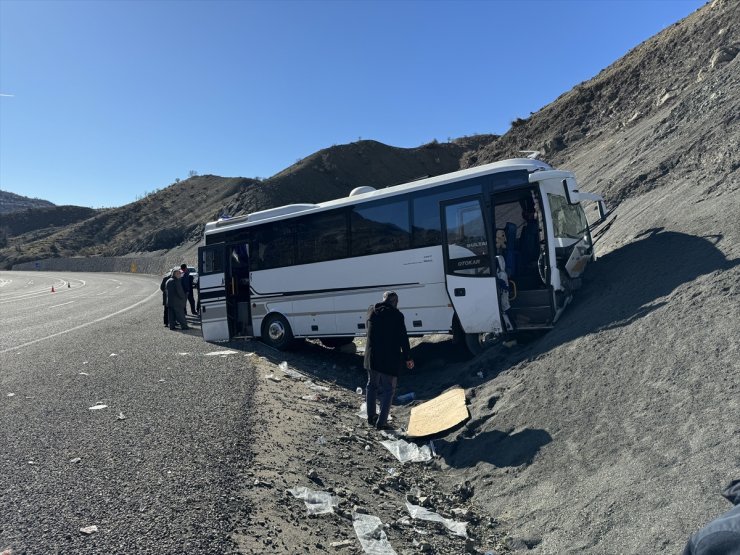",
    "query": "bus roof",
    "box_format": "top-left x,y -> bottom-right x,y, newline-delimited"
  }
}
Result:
204,158 -> 552,236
